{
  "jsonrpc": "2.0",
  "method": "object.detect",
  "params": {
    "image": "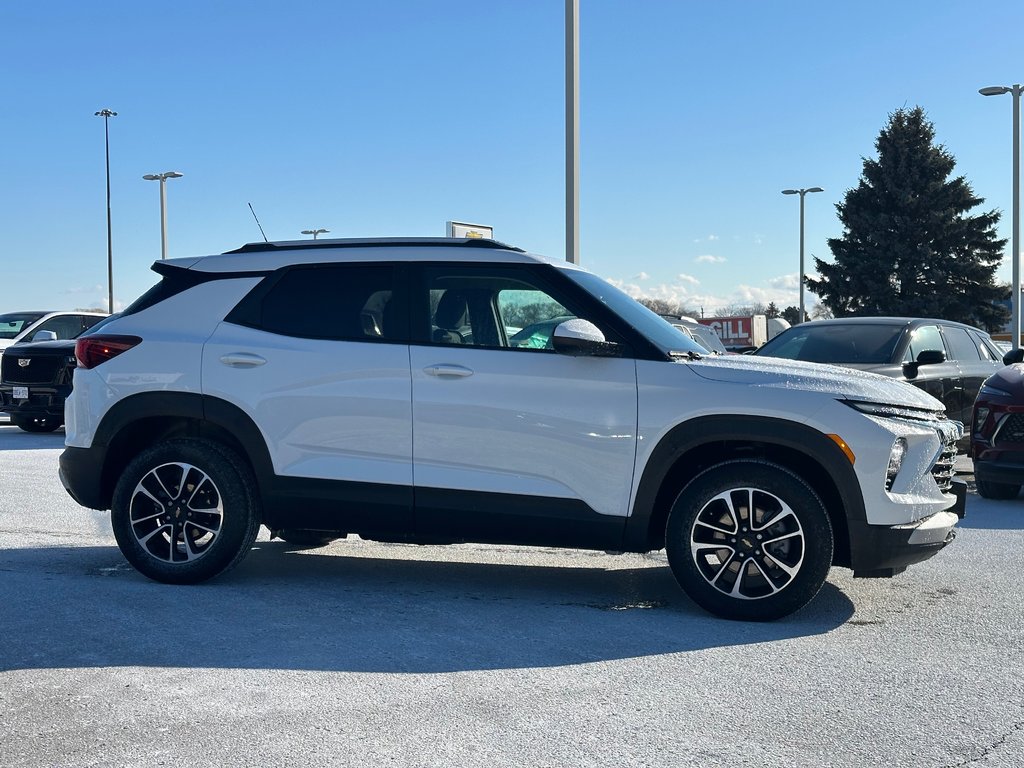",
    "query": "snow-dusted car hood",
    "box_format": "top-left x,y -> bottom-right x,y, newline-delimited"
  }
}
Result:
688,353 -> 943,411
